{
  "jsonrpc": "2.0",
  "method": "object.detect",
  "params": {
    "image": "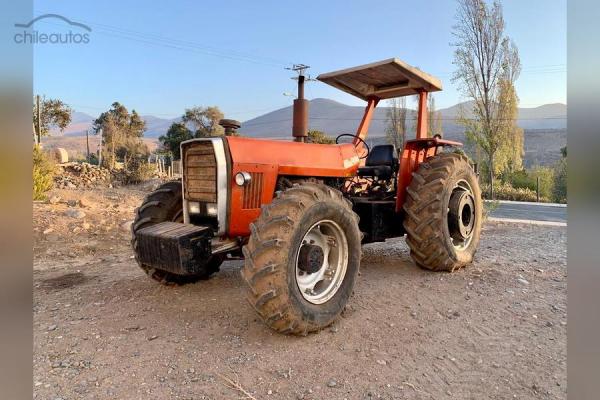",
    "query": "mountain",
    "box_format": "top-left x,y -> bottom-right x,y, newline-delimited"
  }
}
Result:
54,112 -> 178,138
50,98 -> 566,166
239,98 -> 567,140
